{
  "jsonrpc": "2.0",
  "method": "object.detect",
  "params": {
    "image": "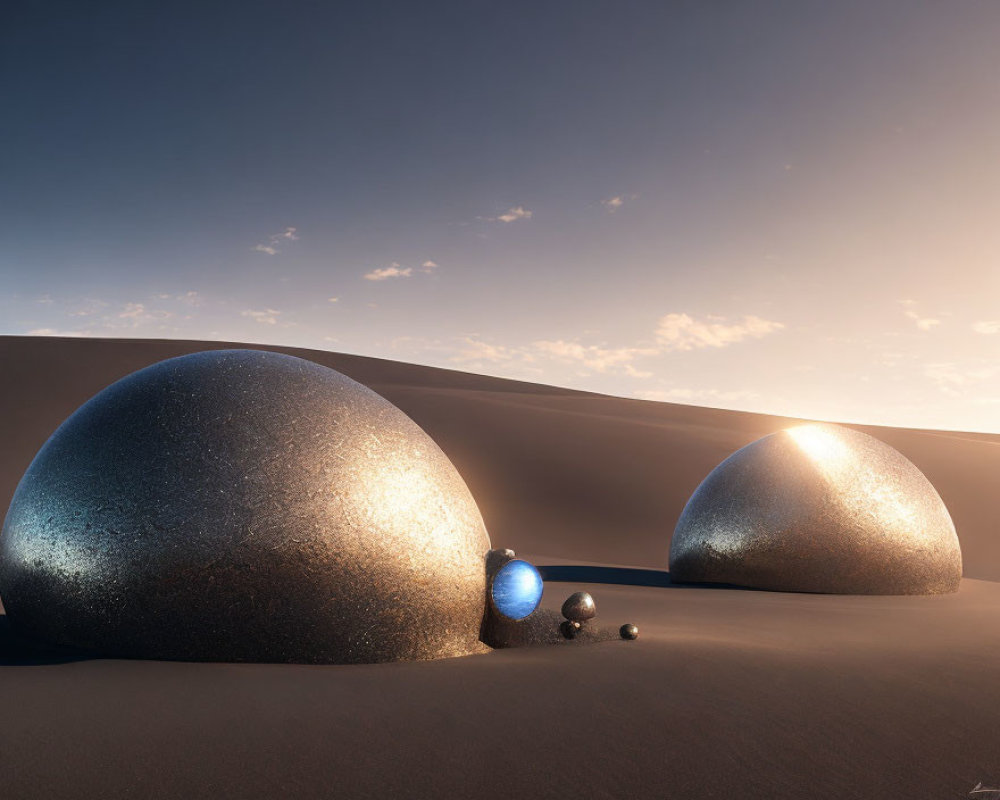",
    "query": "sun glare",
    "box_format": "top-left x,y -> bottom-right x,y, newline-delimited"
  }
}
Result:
786,424 -> 851,465
785,424 -> 922,532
